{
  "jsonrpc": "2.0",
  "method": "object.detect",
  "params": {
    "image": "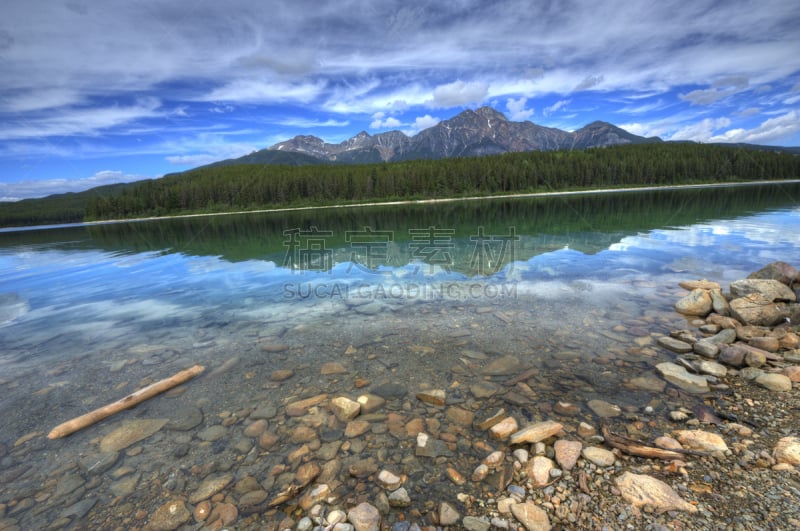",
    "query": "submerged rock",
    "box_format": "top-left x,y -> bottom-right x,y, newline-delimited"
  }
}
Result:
509,421 -> 563,445
387,487 -> 411,508
416,389 -> 446,406
657,336 -> 693,353
99,419 -> 168,452
655,362 -> 710,393
587,399 -> 621,418
149,500 -> 191,531
165,405 -> 203,431
329,396 -> 361,421
439,501 -> 461,526
489,417 -> 518,440
348,502 -> 380,531
189,473 -> 234,504
482,355 -> 522,375
415,432 -> 453,458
